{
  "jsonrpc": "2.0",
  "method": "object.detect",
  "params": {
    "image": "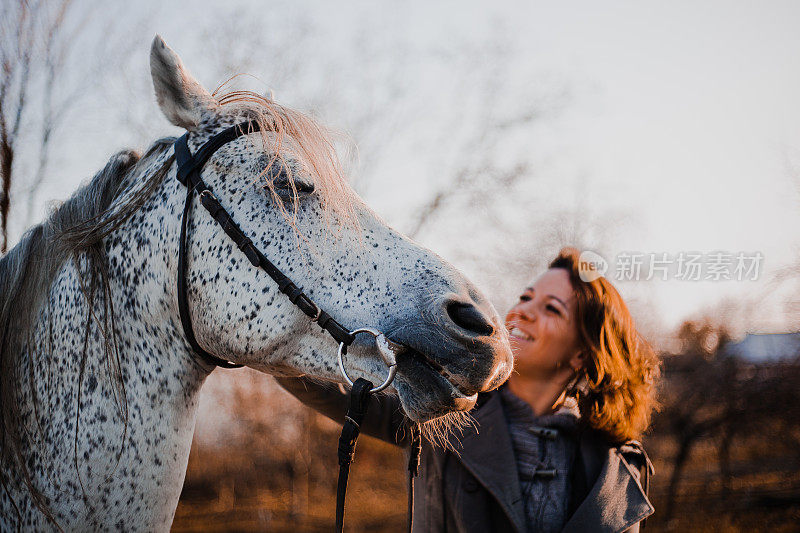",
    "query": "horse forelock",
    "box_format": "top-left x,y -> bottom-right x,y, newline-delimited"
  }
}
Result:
211,88 -> 360,236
